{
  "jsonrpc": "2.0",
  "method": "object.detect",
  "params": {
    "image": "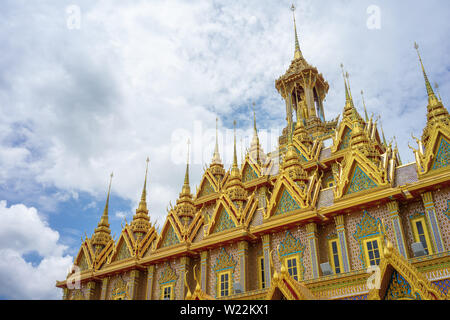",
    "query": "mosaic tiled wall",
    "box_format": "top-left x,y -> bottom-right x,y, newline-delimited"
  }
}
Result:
106,270 -> 131,300
247,241 -> 263,291
317,222 -> 338,266
345,206 -> 396,271
432,278 -> 450,295
207,243 -> 240,297
151,259 -> 183,300
400,199 -> 427,258
432,186 -> 450,250
270,225 -> 312,280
